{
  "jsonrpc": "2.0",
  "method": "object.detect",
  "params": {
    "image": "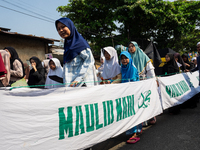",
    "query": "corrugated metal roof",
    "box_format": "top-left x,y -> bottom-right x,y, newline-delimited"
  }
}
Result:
0,27 -> 11,31
0,30 -> 60,43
